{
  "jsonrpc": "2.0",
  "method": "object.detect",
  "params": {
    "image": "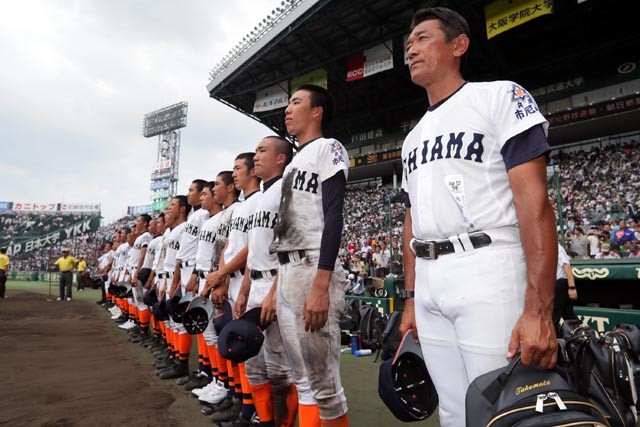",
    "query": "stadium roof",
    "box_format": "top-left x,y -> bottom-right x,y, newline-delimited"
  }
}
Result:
207,0 -> 640,179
